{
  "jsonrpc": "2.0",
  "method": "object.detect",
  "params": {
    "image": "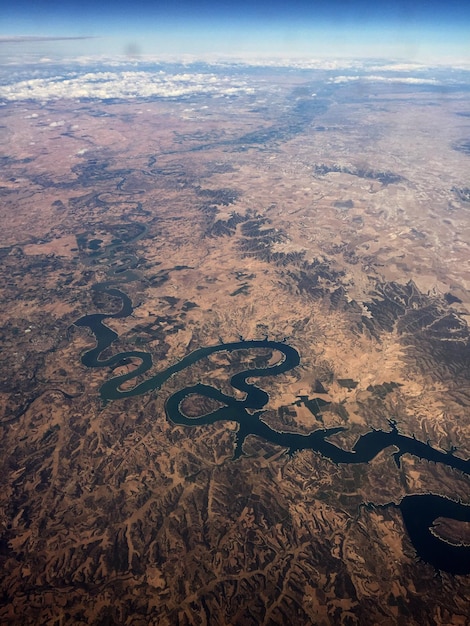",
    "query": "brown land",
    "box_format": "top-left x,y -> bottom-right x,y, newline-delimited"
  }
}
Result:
0,69 -> 469,625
